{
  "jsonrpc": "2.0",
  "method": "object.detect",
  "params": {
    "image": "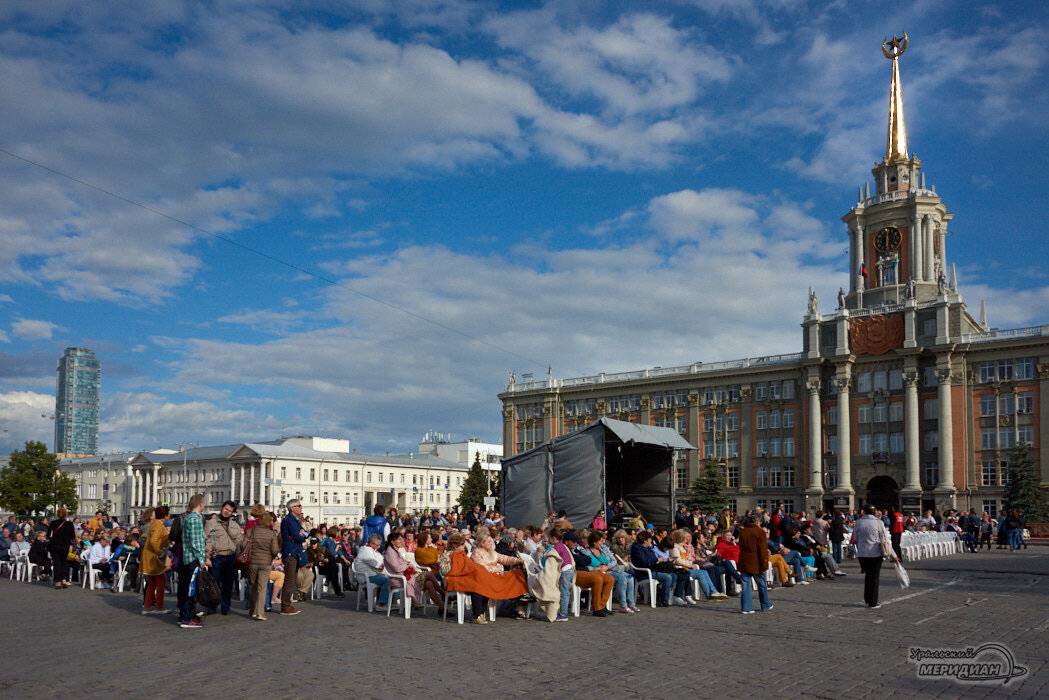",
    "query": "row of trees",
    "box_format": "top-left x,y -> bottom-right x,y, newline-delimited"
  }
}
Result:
0,441 -> 79,516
